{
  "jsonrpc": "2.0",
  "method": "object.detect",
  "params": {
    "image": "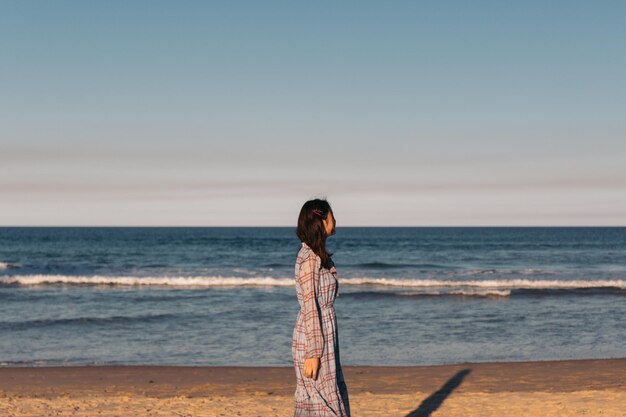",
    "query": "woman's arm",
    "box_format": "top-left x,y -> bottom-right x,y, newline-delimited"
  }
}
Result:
297,251 -> 325,359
